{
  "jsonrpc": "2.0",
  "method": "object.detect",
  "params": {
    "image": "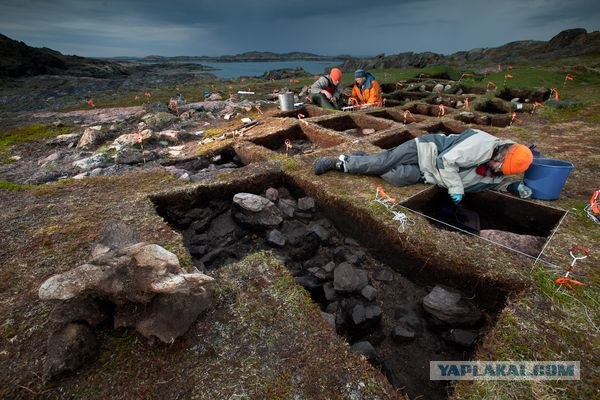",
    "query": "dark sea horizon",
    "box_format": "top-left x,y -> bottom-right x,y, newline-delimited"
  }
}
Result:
113,58 -> 344,78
